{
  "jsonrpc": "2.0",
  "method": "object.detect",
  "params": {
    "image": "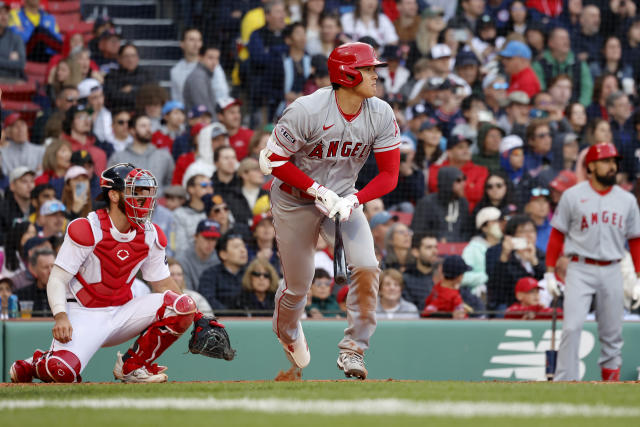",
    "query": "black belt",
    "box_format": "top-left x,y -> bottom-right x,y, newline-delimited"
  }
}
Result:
67,298 -> 77,303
